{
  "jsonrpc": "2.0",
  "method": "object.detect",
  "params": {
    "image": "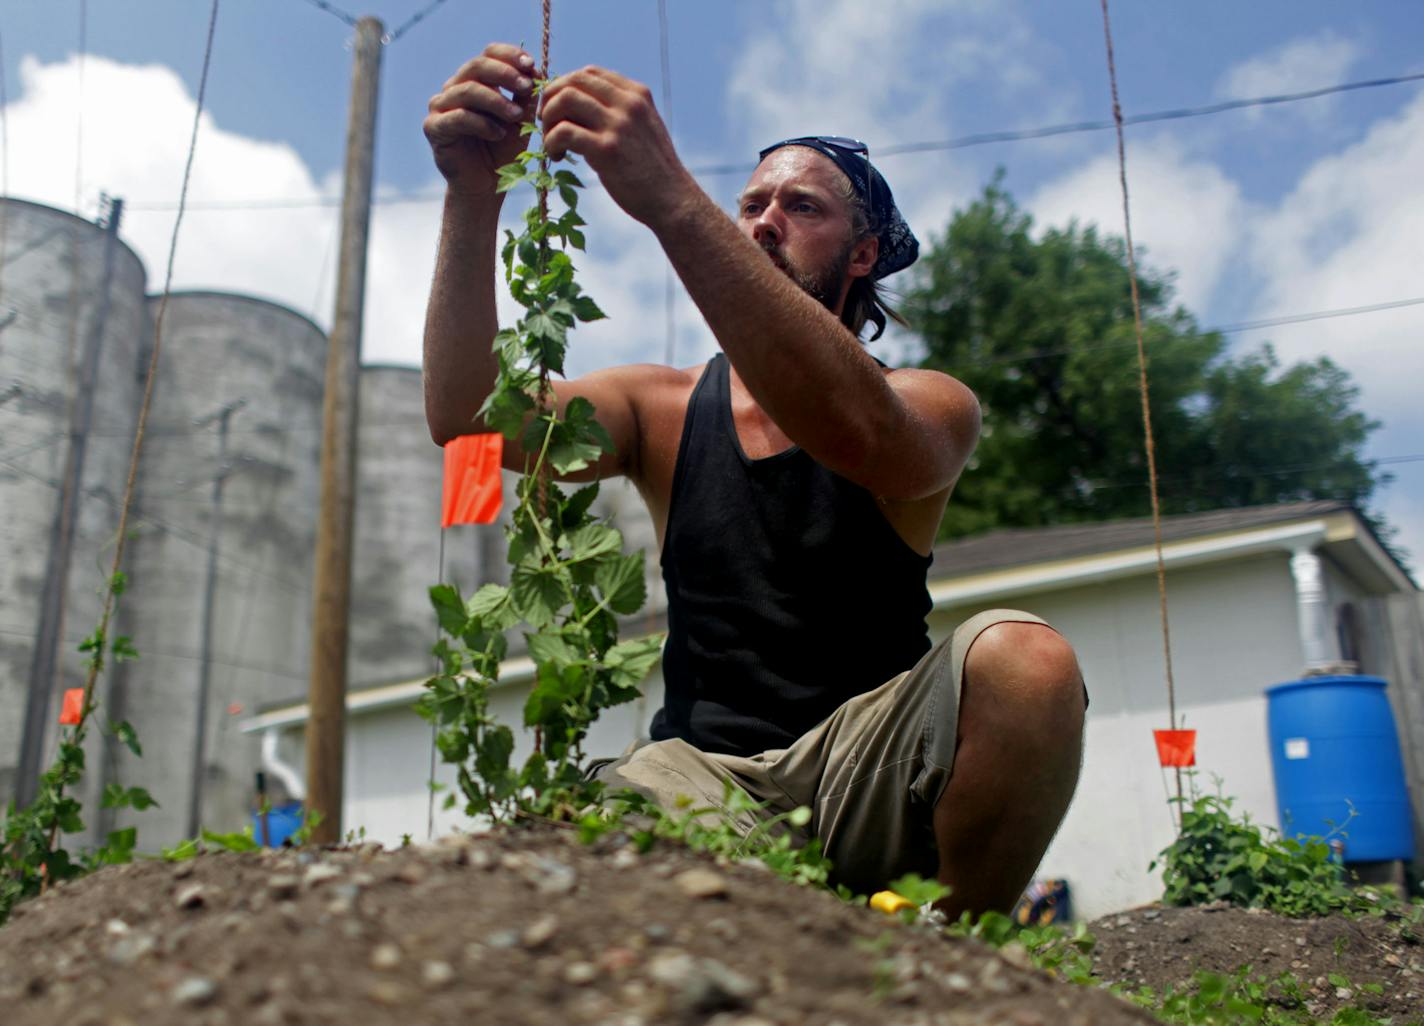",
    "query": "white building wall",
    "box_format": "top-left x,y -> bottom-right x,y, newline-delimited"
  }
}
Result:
932,551 -> 1306,918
